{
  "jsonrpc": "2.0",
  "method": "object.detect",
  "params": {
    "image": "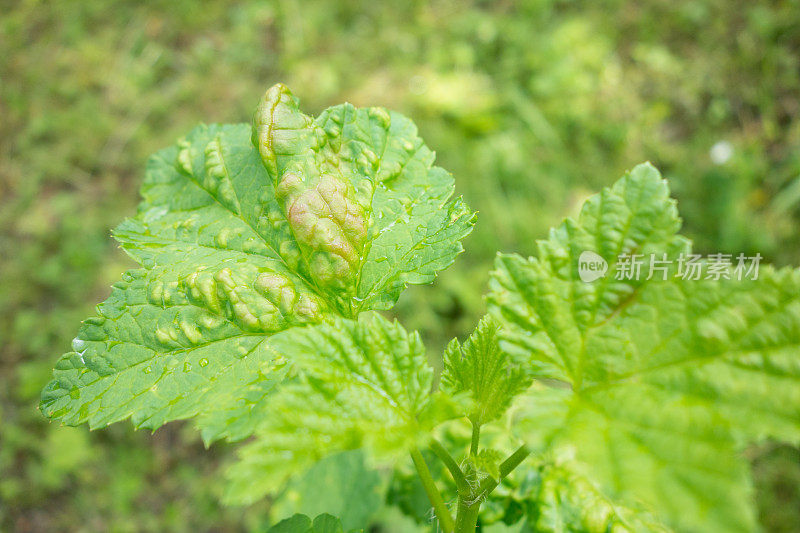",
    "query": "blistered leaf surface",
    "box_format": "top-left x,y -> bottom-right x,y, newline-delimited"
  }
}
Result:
40,85 -> 473,442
